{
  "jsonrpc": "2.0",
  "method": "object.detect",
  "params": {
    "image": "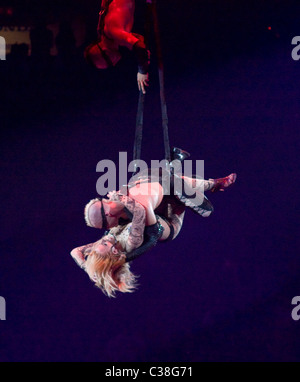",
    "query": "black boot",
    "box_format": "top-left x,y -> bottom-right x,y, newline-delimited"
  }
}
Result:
171,147 -> 191,162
